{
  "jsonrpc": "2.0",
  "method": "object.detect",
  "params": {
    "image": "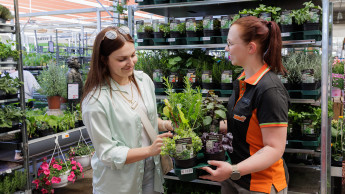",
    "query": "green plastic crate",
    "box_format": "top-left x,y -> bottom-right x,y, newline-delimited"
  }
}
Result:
219,90 -> 233,97
286,137 -> 320,150
186,37 -> 202,45
152,38 -> 167,45
137,38 -> 154,46
303,30 -> 322,41
167,37 -> 187,45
